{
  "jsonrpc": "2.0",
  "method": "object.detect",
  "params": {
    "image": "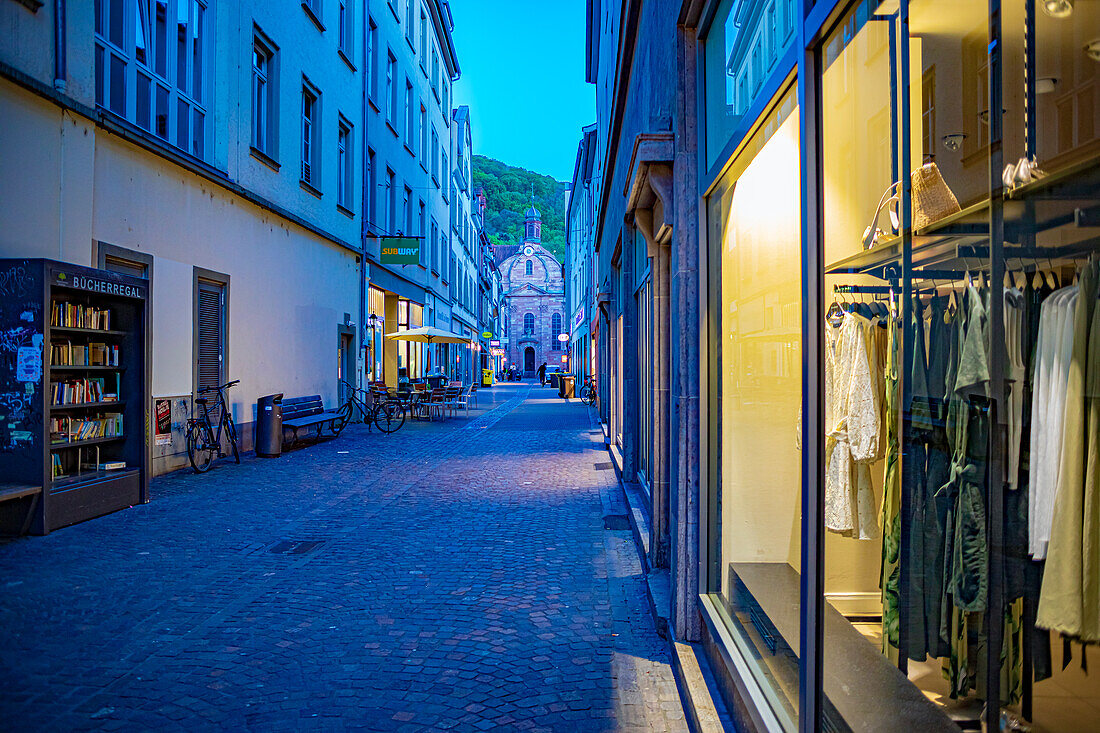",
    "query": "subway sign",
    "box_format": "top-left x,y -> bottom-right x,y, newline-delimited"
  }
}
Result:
380,236 -> 422,265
